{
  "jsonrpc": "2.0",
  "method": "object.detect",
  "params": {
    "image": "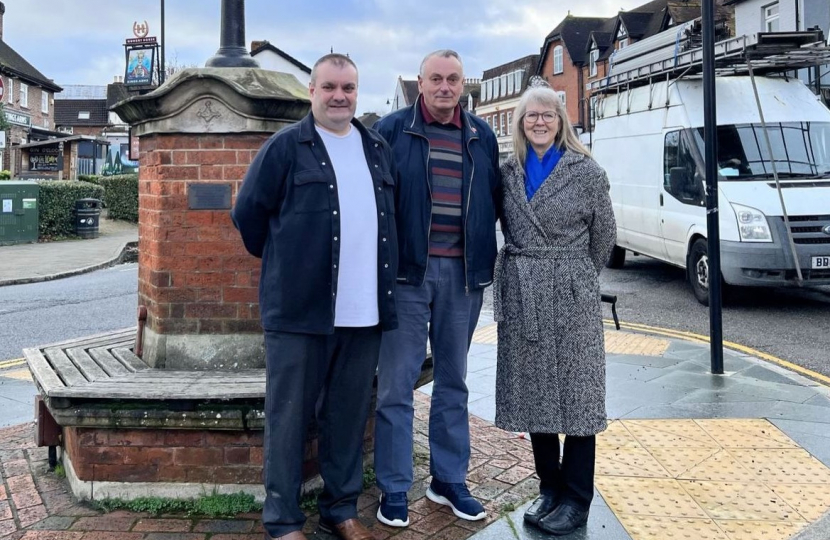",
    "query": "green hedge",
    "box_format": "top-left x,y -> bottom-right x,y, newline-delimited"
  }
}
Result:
99,174 -> 138,223
37,180 -> 105,238
77,174 -> 101,185
0,170 -> 11,180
